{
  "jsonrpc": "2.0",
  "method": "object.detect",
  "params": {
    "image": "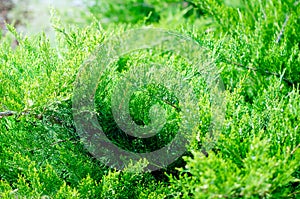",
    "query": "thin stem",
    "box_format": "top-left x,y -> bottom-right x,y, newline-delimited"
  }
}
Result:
0,111 -> 16,118
291,143 -> 300,155
225,60 -> 295,86
276,15 -> 290,44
